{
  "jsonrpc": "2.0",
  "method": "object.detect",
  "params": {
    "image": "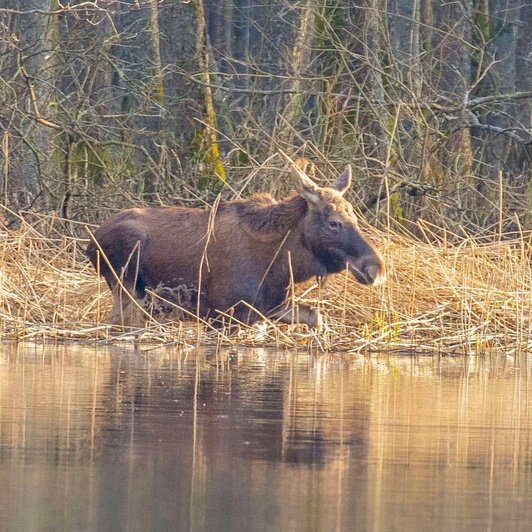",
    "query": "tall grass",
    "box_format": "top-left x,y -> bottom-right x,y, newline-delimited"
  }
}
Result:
1,208 -> 530,354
